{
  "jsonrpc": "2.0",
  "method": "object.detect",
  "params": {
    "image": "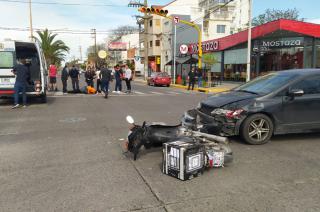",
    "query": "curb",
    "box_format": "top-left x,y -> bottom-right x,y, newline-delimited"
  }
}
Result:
172,84 -> 230,93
